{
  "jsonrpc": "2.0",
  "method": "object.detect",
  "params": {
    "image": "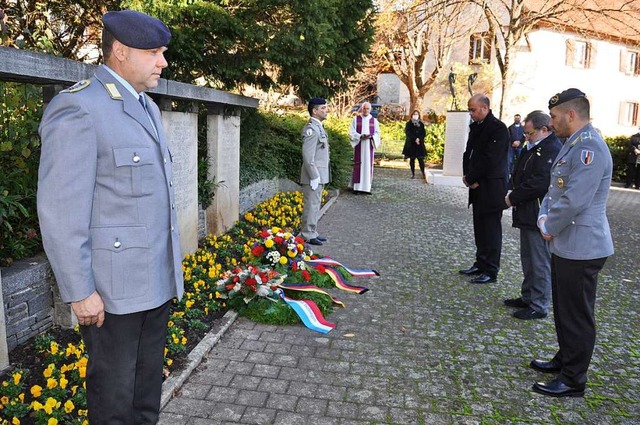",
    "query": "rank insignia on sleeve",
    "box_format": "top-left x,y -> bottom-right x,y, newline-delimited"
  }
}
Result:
581,149 -> 594,165
66,79 -> 91,93
305,128 -> 313,136
105,83 -> 122,99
